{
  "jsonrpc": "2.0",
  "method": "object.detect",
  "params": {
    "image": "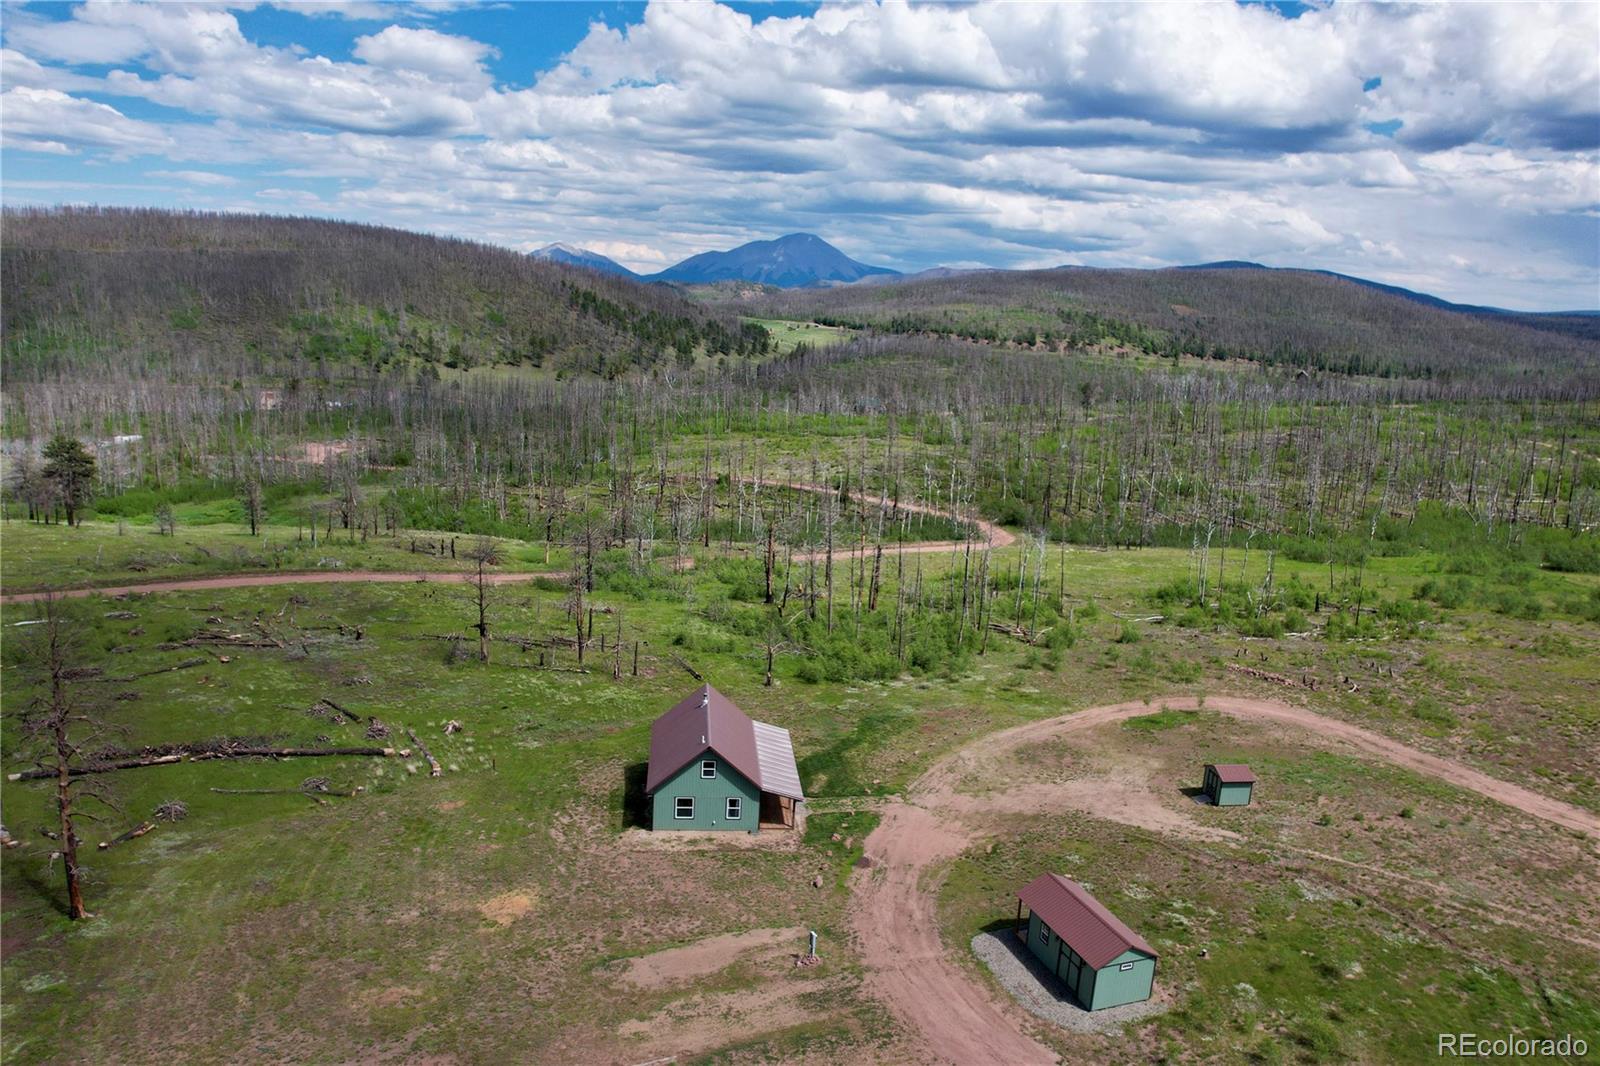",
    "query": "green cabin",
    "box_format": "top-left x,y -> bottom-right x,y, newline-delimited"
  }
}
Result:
646,684 -> 804,833
1015,873 -> 1157,1011
1202,763 -> 1256,806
